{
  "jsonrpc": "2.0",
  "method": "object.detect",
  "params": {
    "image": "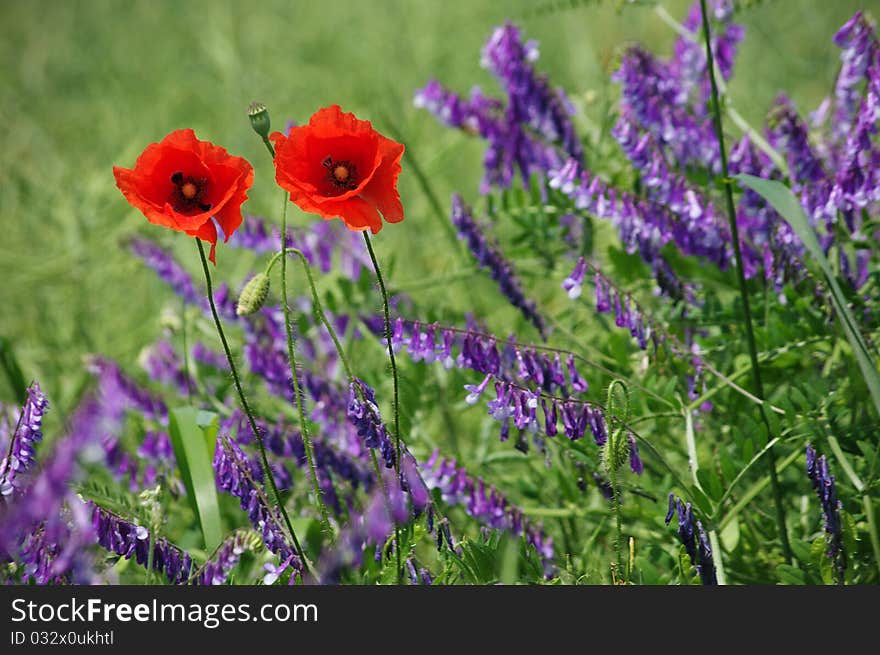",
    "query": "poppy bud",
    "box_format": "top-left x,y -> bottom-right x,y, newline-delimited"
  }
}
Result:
602,426 -> 630,475
247,102 -> 271,140
236,272 -> 270,316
